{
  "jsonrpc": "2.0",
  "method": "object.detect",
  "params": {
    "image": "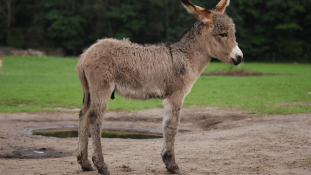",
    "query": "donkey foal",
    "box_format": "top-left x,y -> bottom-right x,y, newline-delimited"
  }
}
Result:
76,0 -> 243,174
